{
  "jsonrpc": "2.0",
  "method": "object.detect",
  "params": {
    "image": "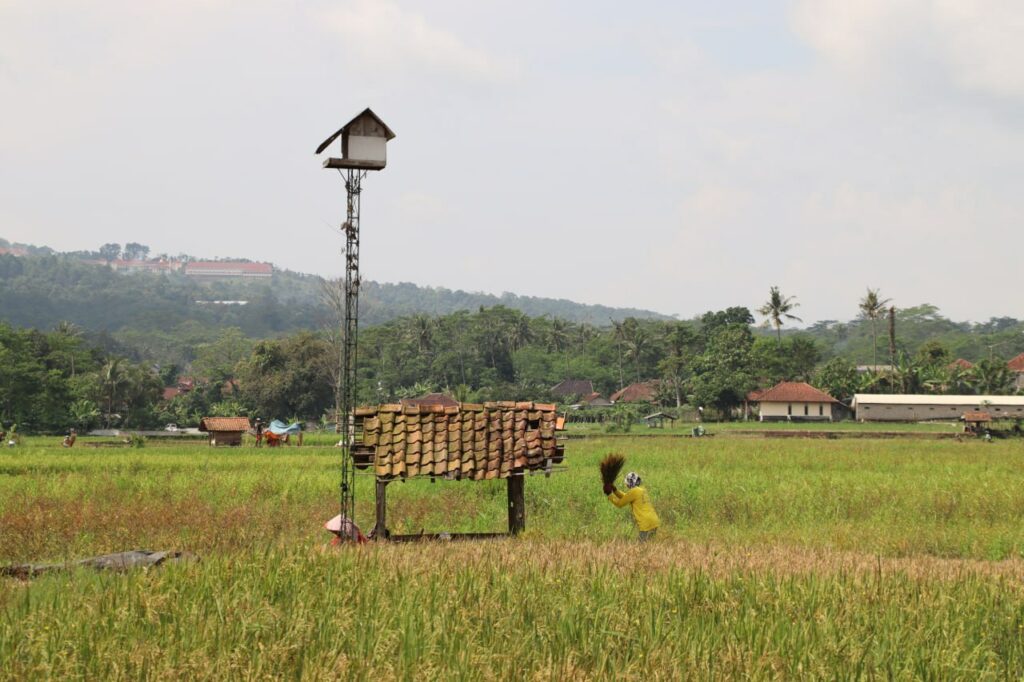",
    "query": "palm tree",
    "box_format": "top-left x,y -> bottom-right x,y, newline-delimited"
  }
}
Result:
405,315 -> 435,354
758,286 -> 801,345
624,323 -> 648,384
858,288 -> 892,368
53,320 -> 83,378
507,316 -> 533,353
101,358 -> 125,427
547,318 -> 573,376
611,320 -> 626,389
